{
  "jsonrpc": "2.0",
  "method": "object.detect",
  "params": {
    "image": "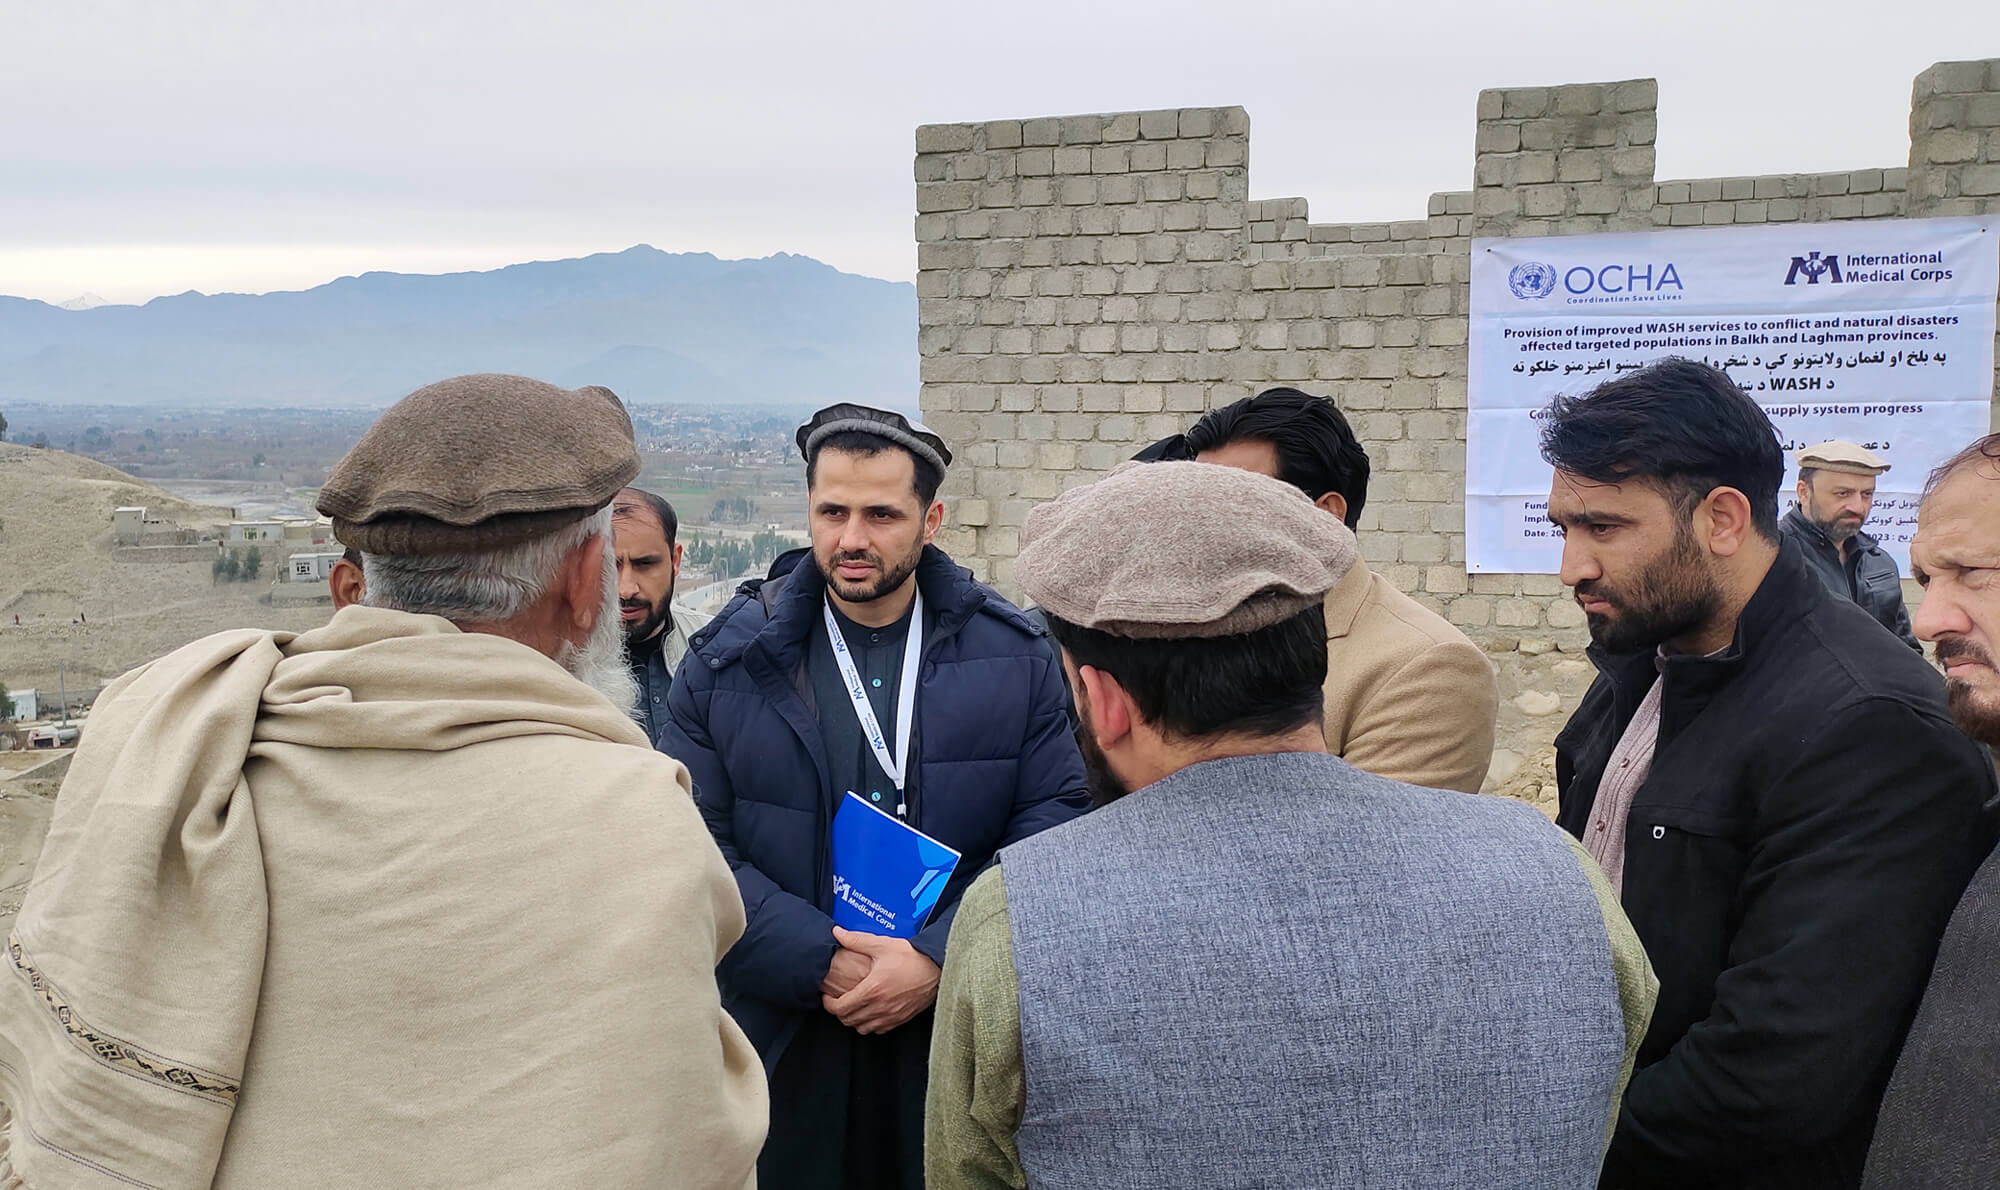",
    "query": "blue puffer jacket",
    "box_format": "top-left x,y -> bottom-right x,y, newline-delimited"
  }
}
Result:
663,545 -> 1090,1065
